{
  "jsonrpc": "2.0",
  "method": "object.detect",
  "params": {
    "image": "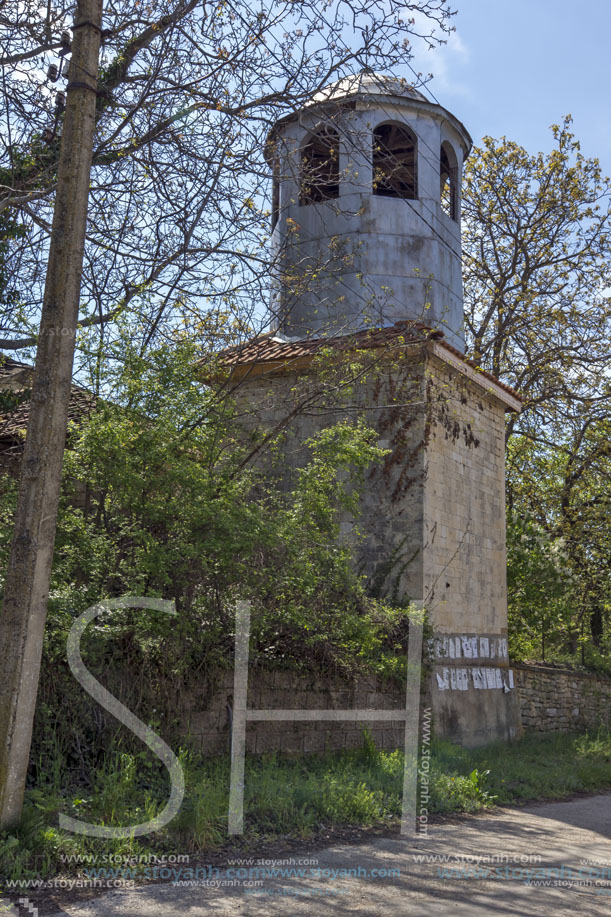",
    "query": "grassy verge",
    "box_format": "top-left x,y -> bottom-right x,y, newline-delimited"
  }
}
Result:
1,728 -> 610,884
460,727 -> 611,803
